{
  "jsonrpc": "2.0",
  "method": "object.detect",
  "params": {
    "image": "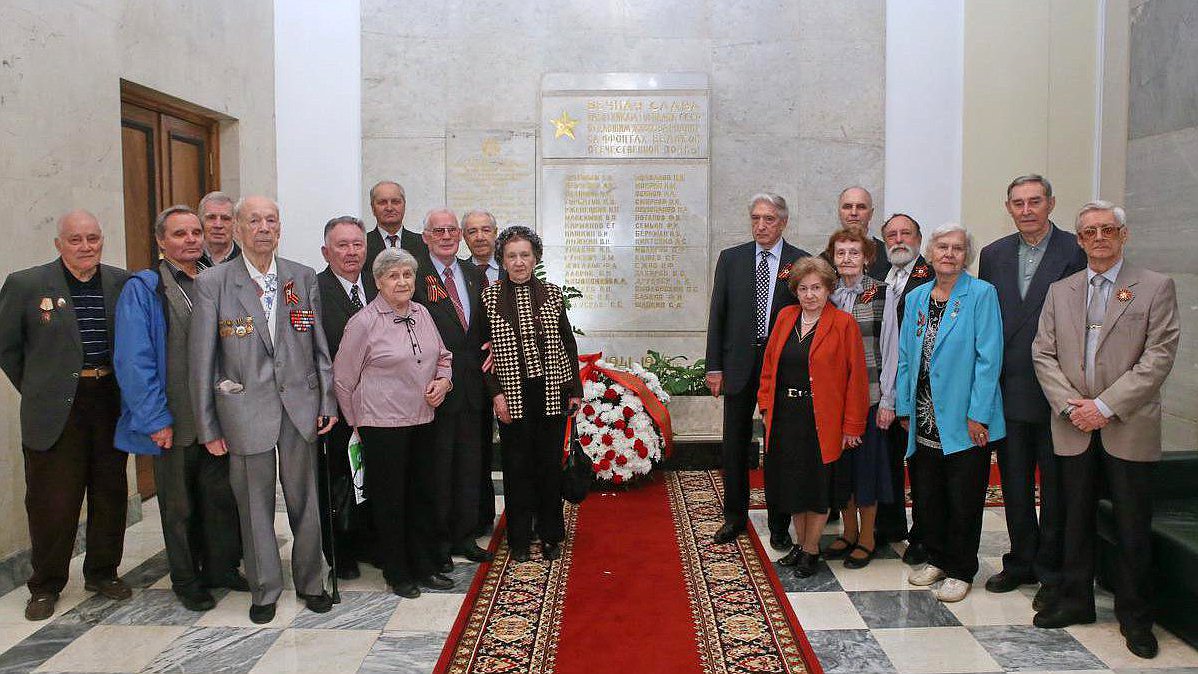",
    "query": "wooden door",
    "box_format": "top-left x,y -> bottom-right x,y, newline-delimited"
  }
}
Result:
119,92 -> 219,499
